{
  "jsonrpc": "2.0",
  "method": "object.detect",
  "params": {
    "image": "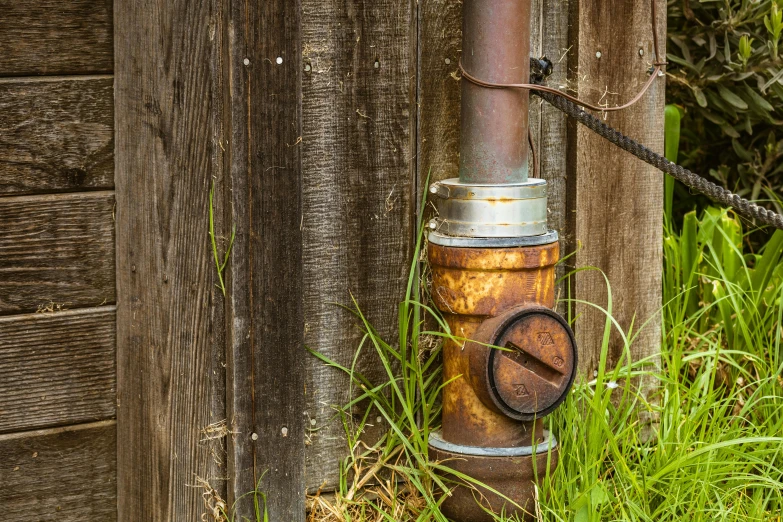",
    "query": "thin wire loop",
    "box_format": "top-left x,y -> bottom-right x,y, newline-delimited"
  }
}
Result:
458,0 -> 665,114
